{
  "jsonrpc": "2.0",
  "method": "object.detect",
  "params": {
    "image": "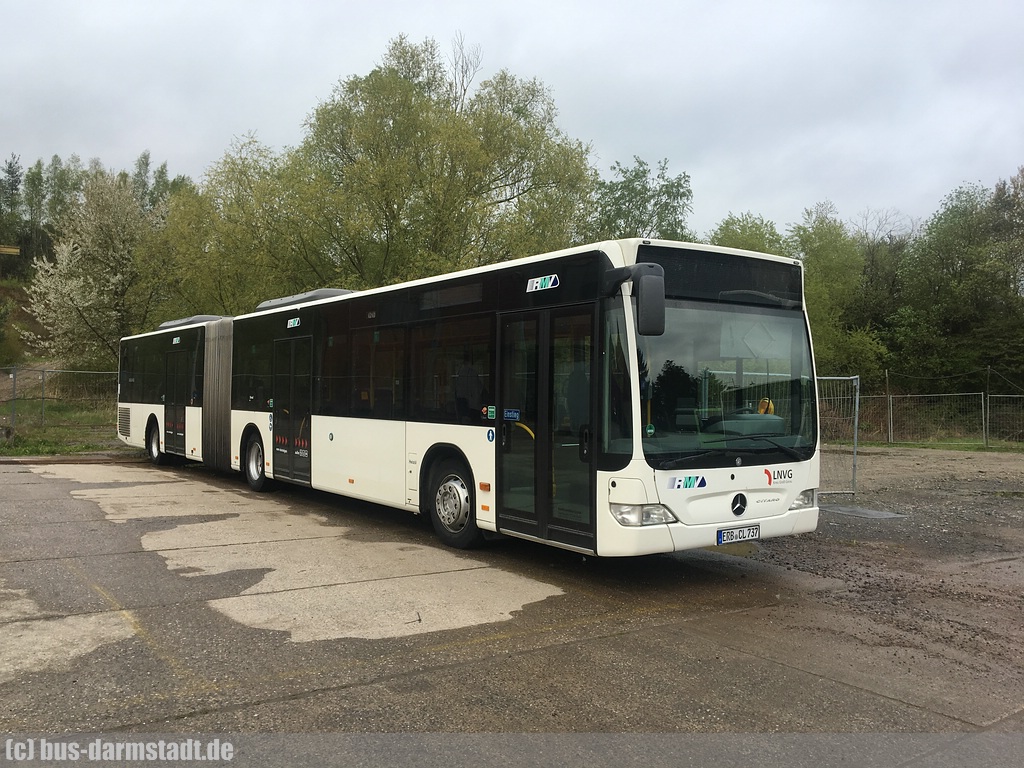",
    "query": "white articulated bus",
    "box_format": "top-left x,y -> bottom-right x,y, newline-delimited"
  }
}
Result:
117,238 -> 820,556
